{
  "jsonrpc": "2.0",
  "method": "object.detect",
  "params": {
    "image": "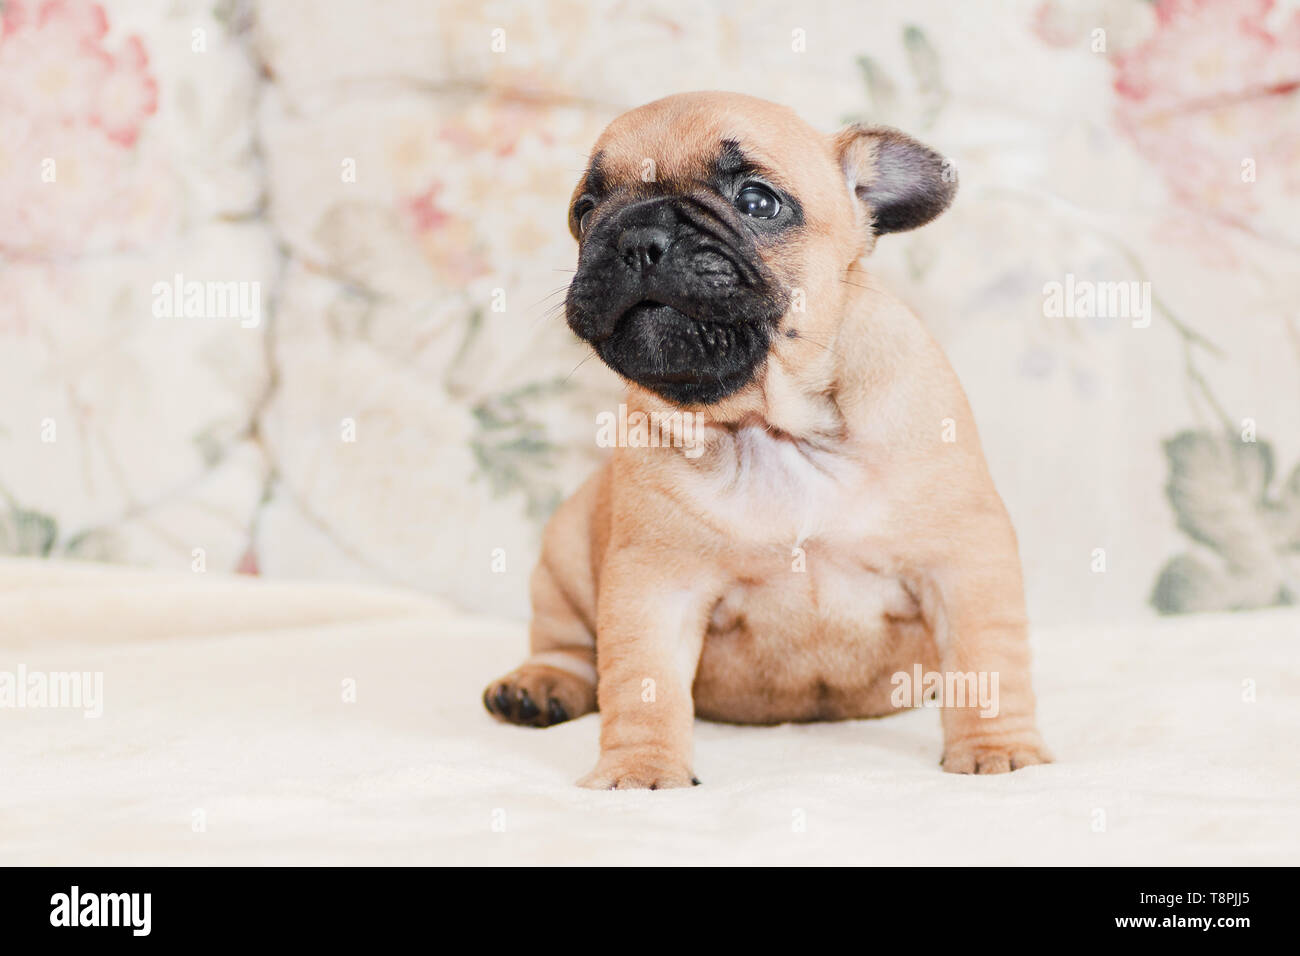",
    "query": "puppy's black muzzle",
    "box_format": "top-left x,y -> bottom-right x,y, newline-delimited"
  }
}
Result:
565,195 -> 783,405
